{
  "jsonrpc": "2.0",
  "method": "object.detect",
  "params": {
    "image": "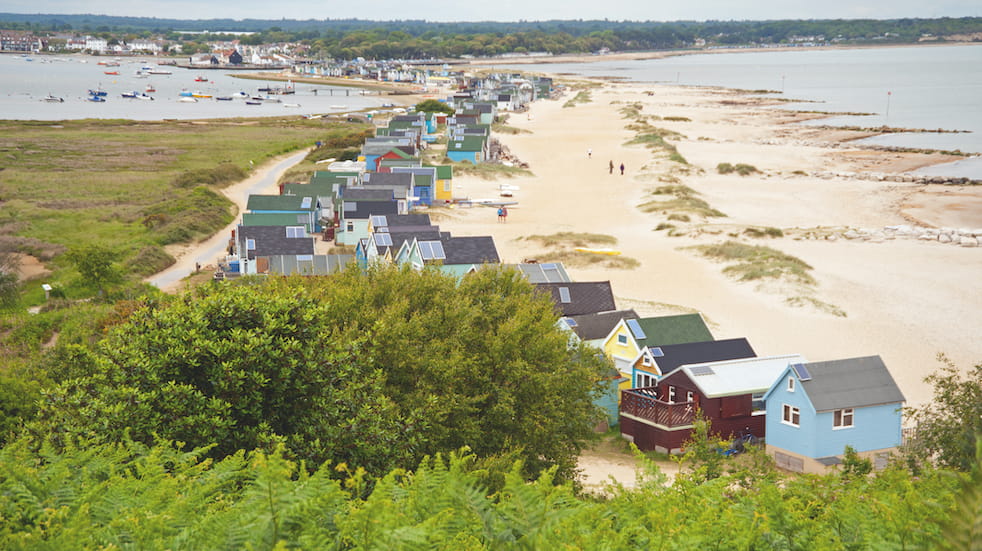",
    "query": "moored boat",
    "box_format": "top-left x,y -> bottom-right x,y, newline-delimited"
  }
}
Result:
245,100 -> 262,105
42,94 -> 64,103
191,91 -> 212,98
283,103 -> 301,108
88,88 -> 107,96
215,96 -> 234,101
178,97 -> 198,103
147,68 -> 172,75
104,71 -> 119,75
145,84 -> 156,93
121,91 -> 139,98
87,95 -> 106,102
194,76 -> 209,82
